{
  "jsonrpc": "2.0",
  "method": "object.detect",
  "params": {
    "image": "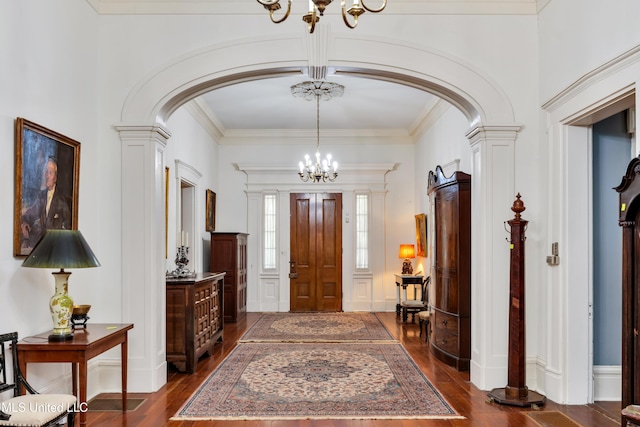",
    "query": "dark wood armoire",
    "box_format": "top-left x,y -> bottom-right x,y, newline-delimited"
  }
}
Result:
427,165 -> 471,371
615,156 -> 640,419
210,232 -> 248,323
